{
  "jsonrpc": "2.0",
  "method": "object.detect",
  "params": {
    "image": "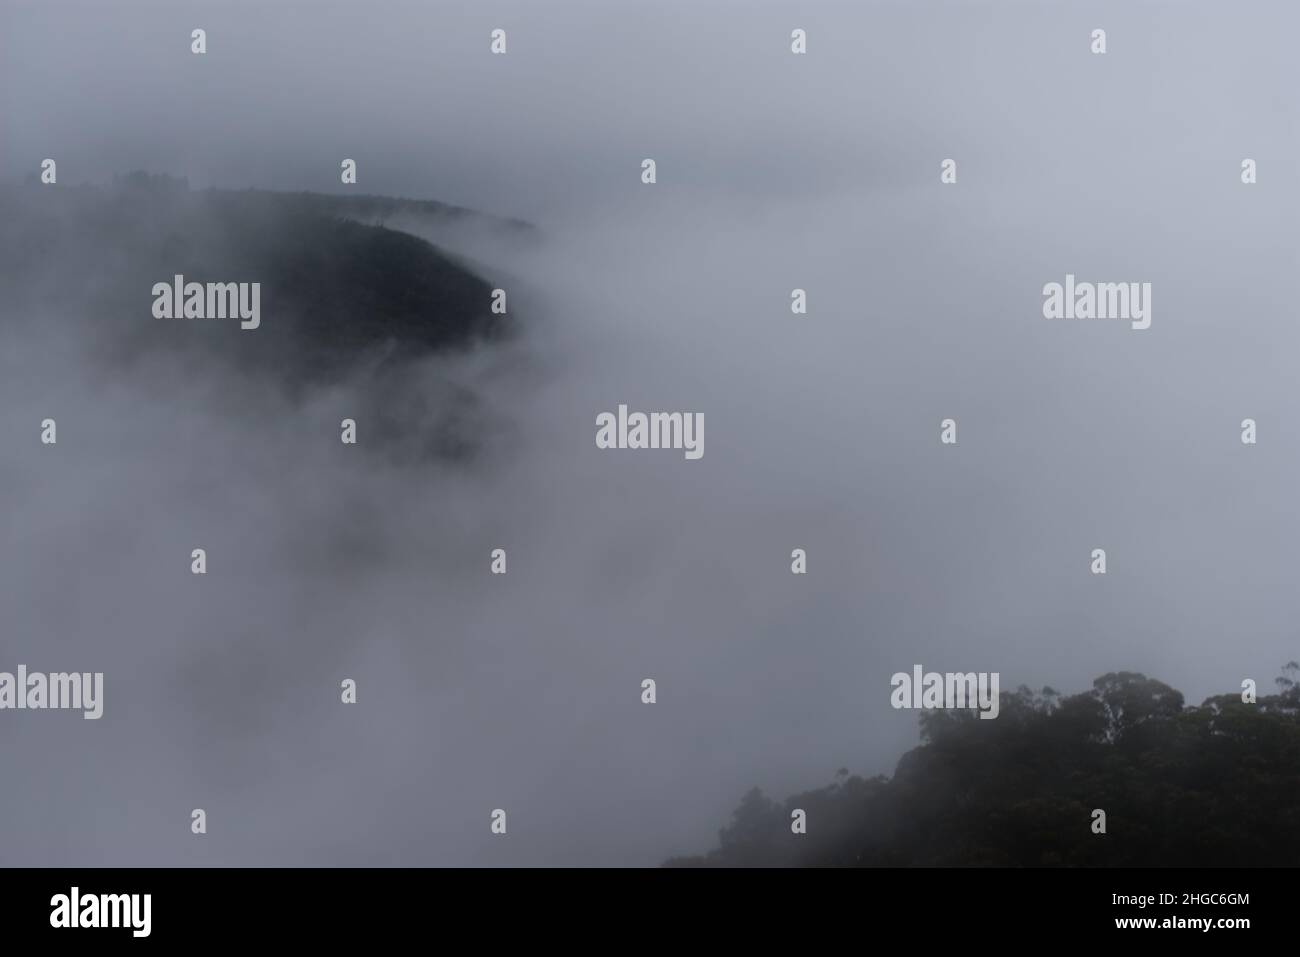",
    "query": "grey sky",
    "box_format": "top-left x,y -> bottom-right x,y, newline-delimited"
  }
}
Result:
0,0 -> 1297,865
